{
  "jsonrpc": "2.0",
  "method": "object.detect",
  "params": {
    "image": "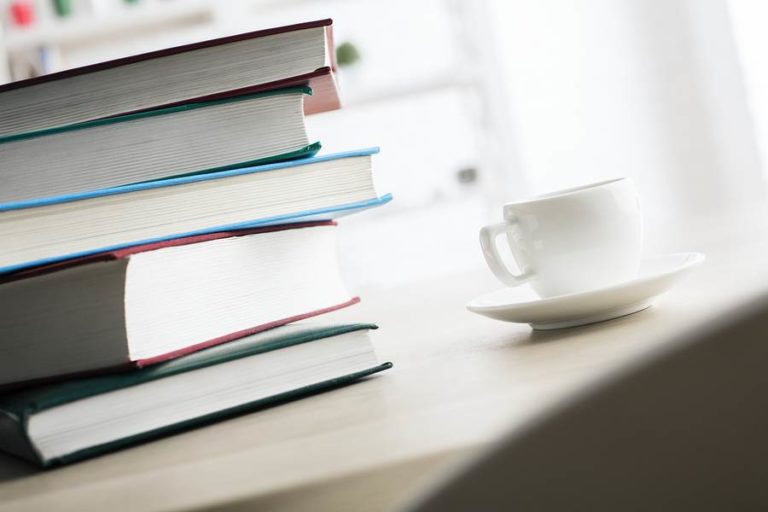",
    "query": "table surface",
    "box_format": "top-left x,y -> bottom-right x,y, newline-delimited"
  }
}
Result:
1,211 -> 767,512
